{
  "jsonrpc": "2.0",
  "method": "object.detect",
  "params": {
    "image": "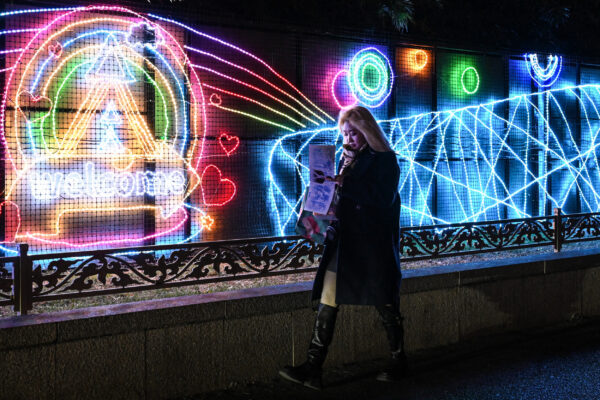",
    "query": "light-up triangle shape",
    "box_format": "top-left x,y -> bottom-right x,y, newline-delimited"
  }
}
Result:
87,34 -> 136,84
99,101 -> 126,153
